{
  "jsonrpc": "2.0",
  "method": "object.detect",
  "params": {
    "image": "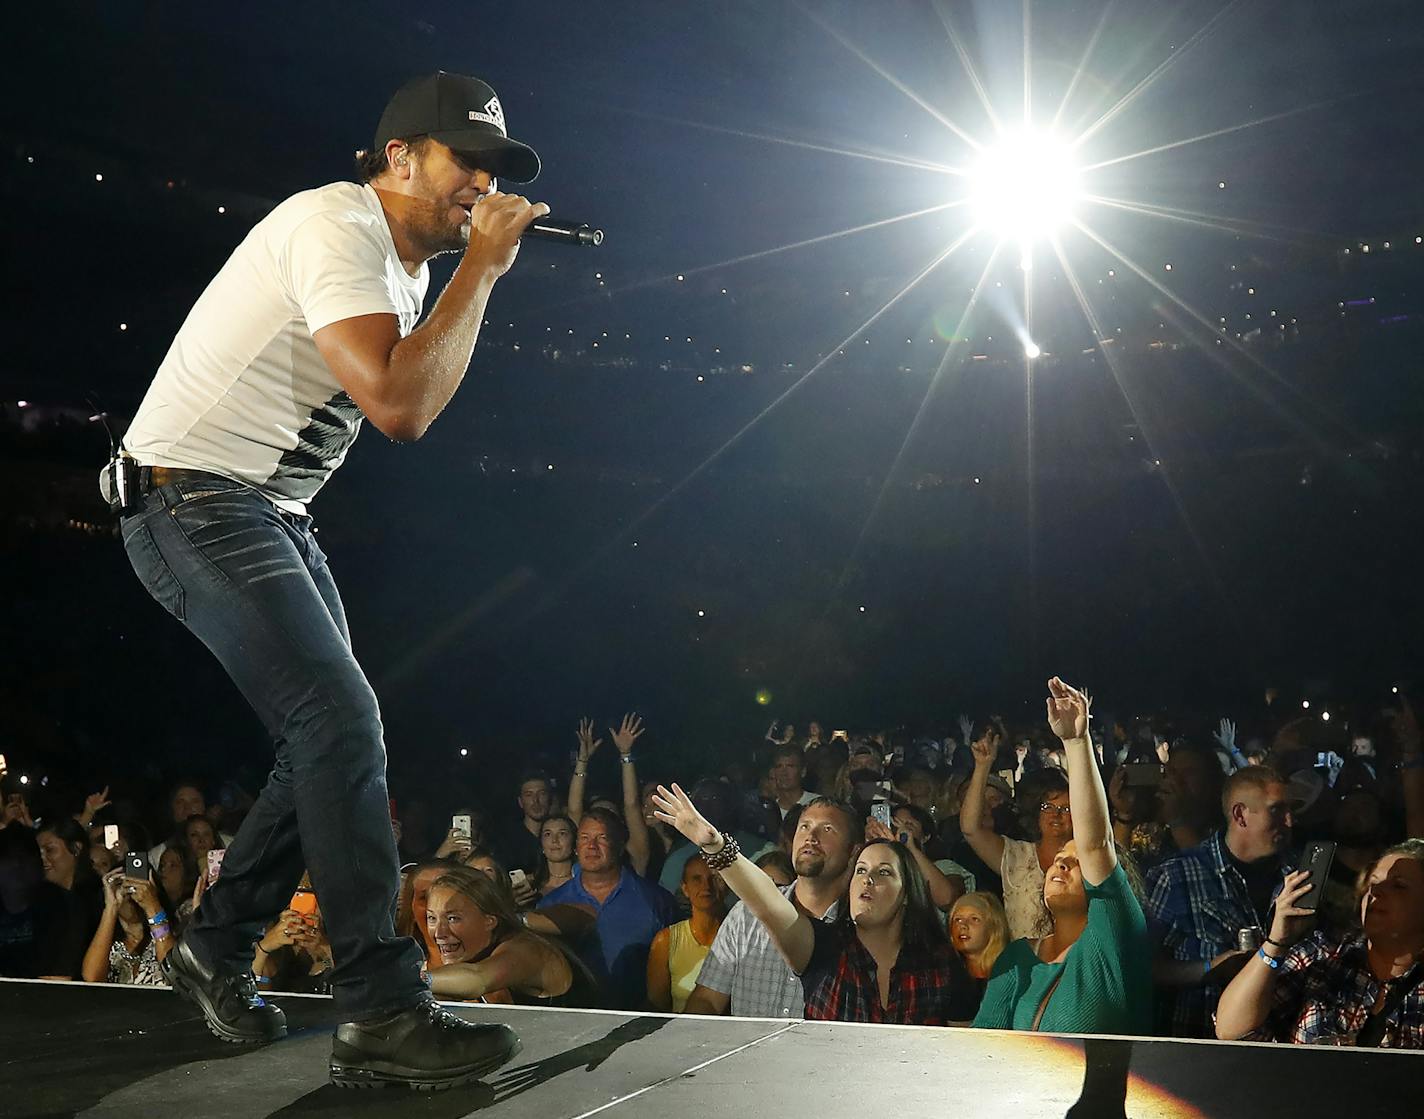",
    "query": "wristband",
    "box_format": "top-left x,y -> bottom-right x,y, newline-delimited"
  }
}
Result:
701,832 -> 741,872
150,922 -> 170,942
147,909 -> 169,927
574,766 -> 588,777
1257,946 -> 1282,969
1263,936 -> 1288,949
254,974 -> 273,986
619,754 -> 636,765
